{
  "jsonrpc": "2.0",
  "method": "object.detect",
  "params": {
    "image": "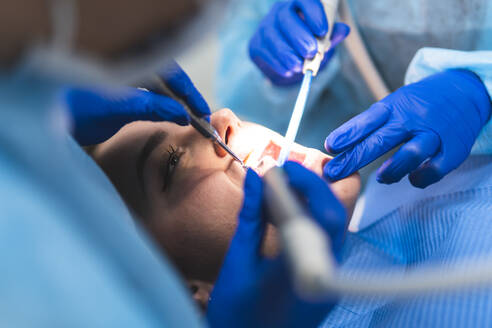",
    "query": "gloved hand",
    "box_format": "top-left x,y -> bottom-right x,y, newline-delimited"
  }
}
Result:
207,162 -> 346,328
64,60 -> 210,146
249,0 -> 350,86
324,69 -> 492,188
